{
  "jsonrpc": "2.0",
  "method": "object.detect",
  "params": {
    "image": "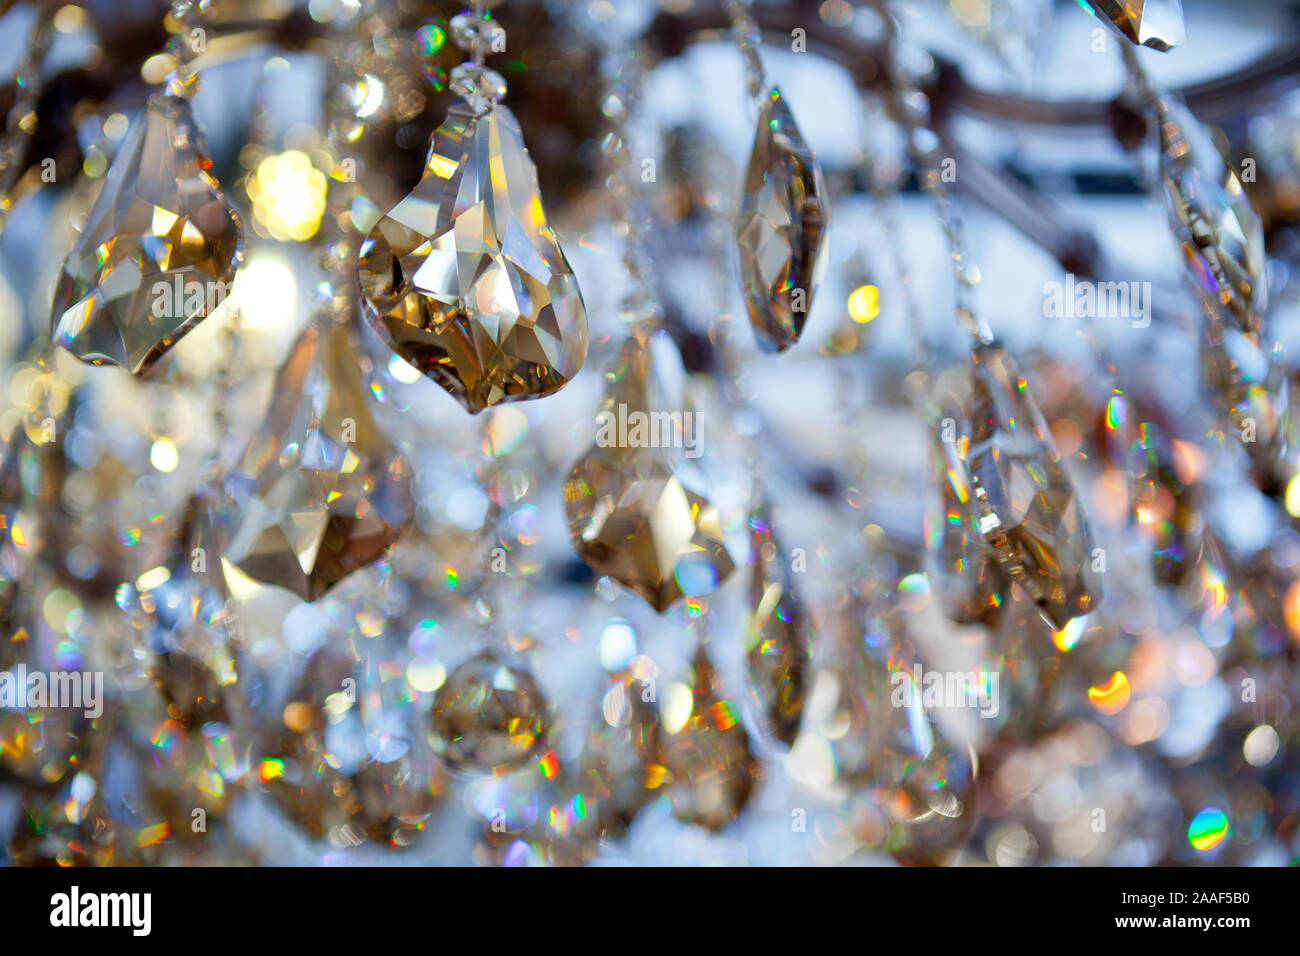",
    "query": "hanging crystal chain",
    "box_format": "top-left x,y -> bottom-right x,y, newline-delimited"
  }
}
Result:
871,0 -> 992,346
